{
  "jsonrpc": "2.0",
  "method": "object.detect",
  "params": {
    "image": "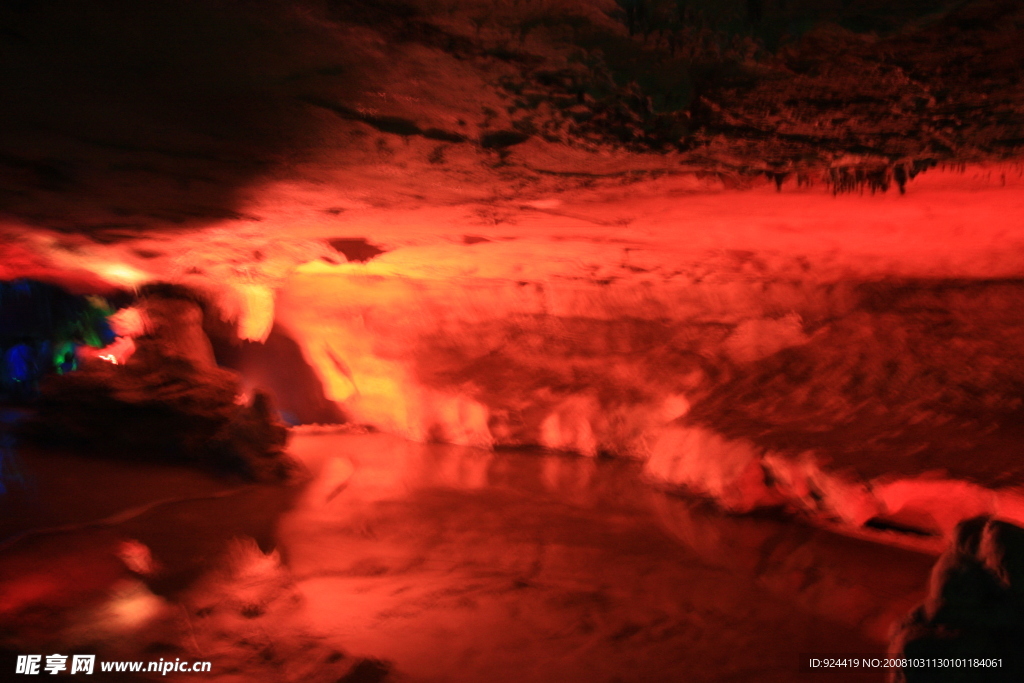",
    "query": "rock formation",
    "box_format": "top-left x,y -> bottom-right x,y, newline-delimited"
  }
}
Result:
890,516 -> 1024,682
